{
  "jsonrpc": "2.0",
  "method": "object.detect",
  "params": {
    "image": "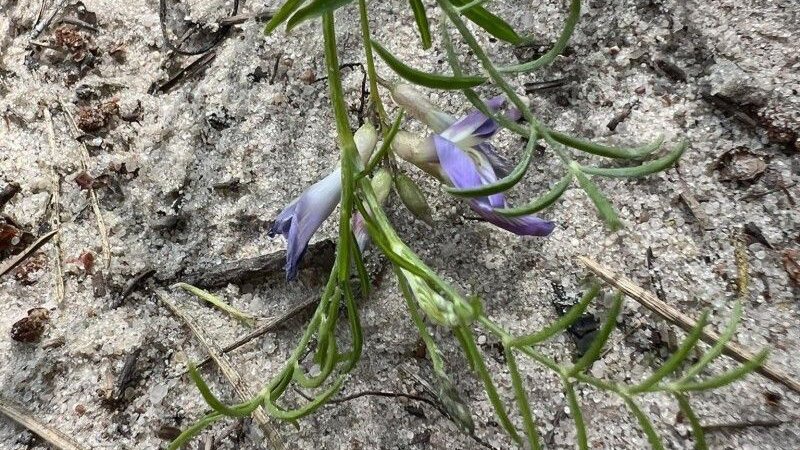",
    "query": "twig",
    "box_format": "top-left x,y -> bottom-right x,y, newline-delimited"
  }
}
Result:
177,239 -> 335,289
0,396 -> 85,450
112,268 -> 156,308
578,256 -> 800,393
157,291 -> 286,450
218,10 -> 274,27
192,293 -> 320,370
701,418 -> 790,433
43,107 -> 65,306
0,229 -> 58,278
30,0 -> 68,39
150,51 -> 217,94
58,101 -> 112,270
58,17 -> 100,33
175,283 -> 257,326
